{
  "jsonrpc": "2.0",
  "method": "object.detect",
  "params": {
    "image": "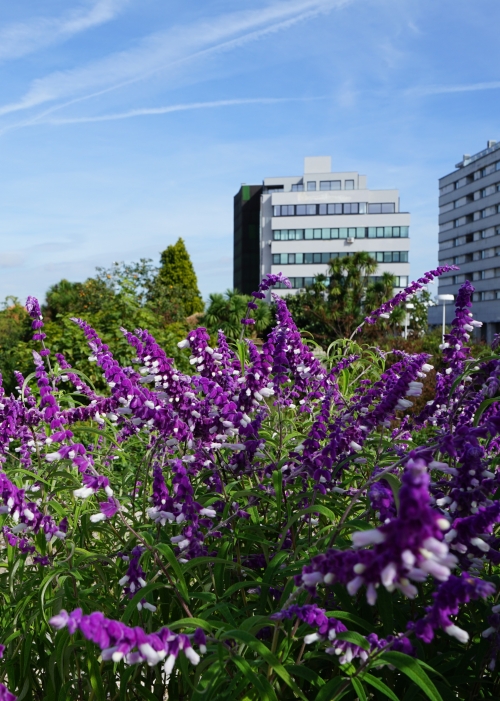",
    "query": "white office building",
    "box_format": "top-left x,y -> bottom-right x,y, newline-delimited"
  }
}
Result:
256,156 -> 410,295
